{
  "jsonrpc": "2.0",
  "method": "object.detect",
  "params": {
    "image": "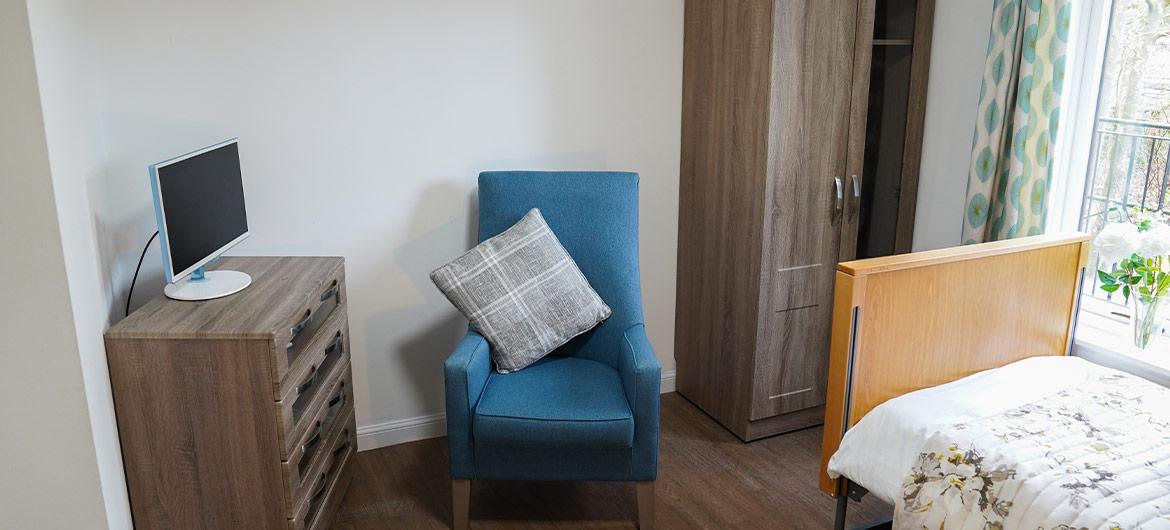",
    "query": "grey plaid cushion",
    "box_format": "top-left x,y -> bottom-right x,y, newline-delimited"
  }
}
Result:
430,208 -> 611,373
